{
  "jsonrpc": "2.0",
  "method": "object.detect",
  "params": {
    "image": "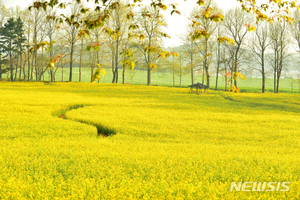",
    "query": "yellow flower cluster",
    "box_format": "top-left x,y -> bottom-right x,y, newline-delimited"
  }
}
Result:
0,82 -> 300,199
